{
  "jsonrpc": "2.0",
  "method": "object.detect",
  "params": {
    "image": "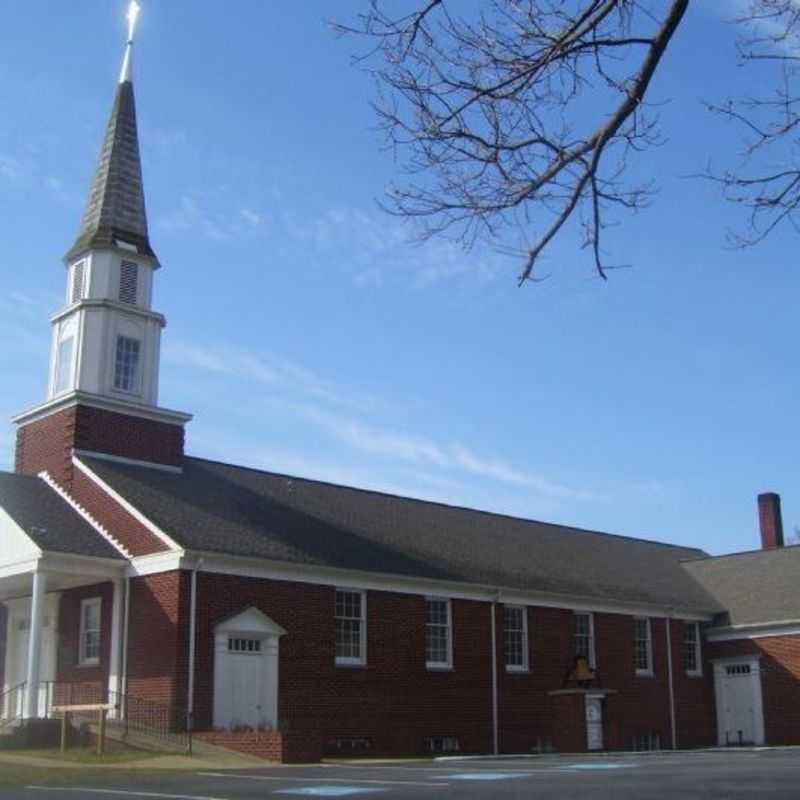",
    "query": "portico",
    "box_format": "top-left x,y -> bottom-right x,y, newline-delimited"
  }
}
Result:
0,472 -> 126,723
